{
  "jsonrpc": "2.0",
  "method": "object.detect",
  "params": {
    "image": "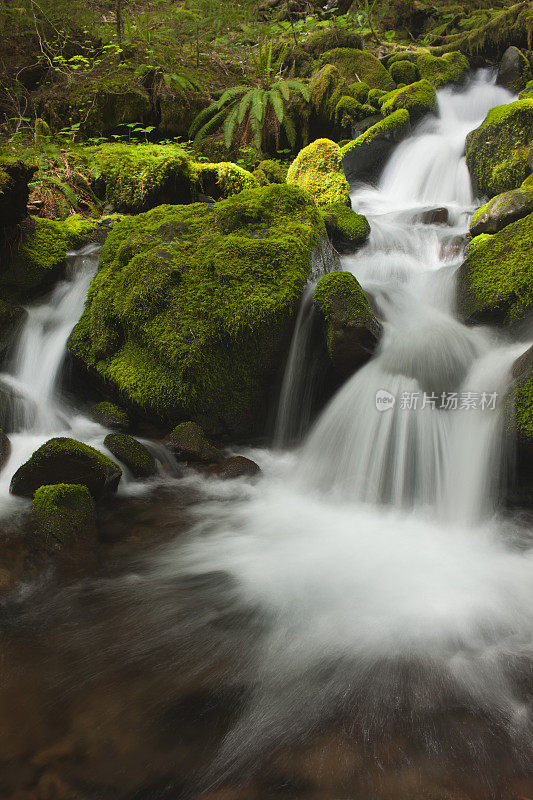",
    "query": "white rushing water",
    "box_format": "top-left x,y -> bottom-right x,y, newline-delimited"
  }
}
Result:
139,72 -> 533,773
